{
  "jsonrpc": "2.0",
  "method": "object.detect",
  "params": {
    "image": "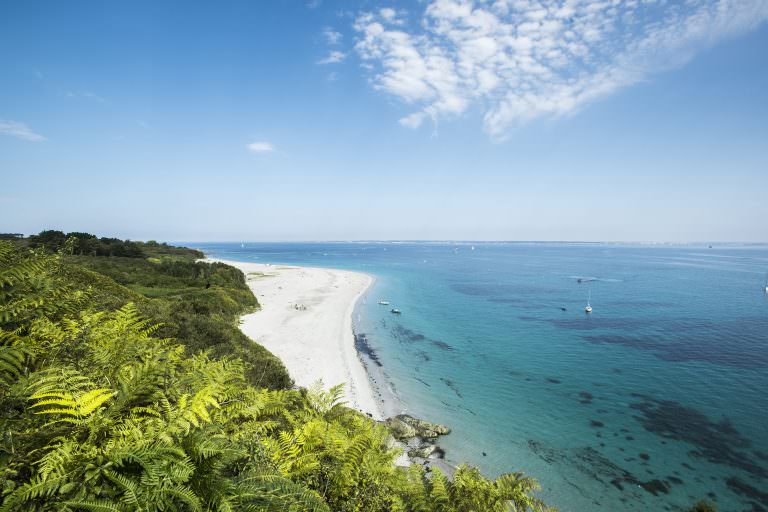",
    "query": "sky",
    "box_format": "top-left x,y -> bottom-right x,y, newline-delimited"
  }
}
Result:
1,0 -> 767,242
